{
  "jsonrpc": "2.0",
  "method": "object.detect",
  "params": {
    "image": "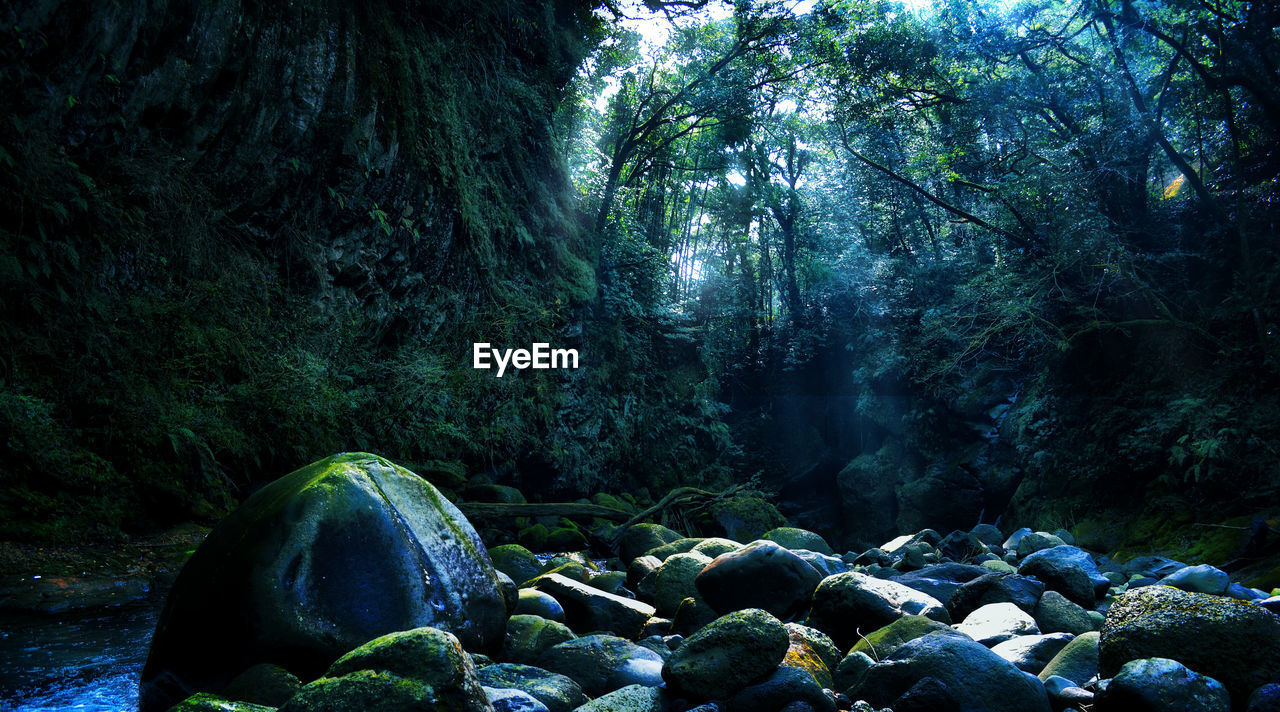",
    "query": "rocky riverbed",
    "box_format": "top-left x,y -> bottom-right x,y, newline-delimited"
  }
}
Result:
60,455 -> 1280,712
